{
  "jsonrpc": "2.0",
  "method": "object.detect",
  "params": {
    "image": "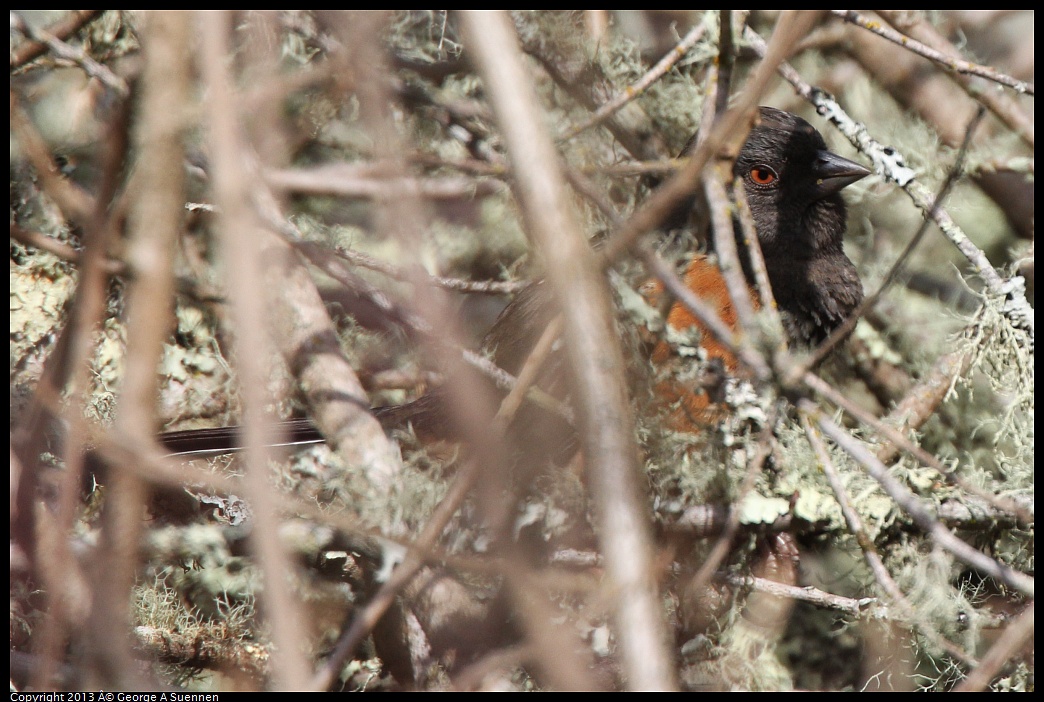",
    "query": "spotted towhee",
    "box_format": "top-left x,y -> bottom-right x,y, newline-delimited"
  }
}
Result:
159,106 -> 870,456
